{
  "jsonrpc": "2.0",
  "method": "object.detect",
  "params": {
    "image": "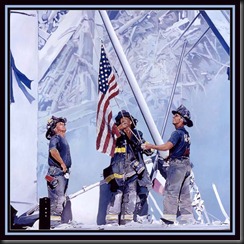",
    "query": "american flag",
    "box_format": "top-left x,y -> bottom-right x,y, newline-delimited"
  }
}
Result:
96,44 -> 119,157
152,170 -> 166,195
